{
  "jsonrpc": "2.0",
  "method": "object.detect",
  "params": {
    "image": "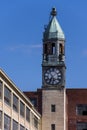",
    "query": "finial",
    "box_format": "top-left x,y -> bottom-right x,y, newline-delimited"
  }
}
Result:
51,7 -> 57,16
